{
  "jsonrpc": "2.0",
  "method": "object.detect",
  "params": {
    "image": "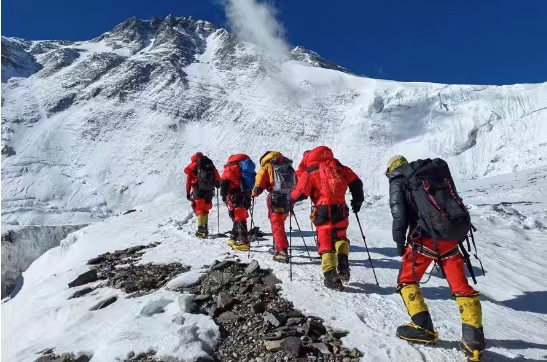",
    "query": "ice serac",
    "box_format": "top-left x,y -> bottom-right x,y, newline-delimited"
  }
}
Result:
1,16 -> 547,297
1,224 -> 87,297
